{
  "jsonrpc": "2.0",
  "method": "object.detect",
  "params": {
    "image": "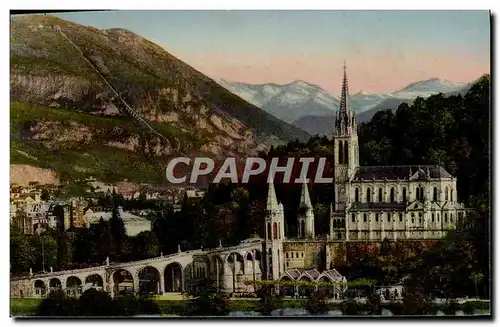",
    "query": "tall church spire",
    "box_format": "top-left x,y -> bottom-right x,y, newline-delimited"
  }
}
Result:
339,60 -> 351,118
334,61 -> 354,136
